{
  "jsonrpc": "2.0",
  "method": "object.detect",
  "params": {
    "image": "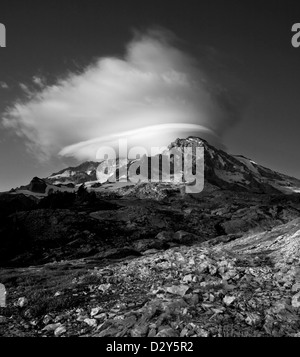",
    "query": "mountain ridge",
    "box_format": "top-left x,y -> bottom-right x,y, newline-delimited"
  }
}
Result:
10,136 -> 300,196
